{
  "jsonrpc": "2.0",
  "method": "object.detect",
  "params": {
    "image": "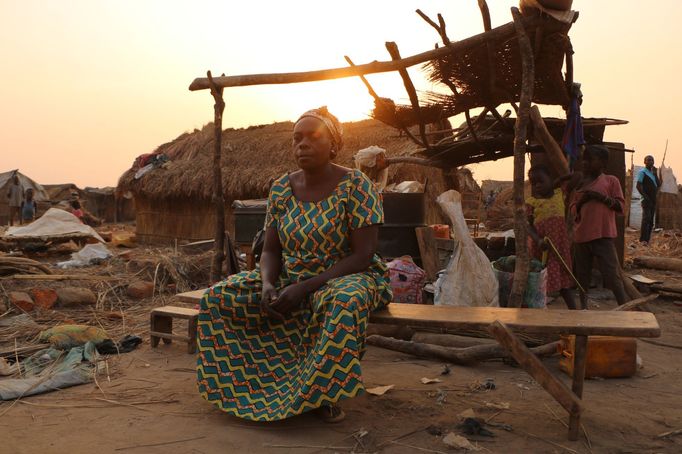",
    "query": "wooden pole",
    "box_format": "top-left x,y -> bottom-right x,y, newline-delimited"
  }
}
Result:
385,41 -> 430,149
188,15 -> 546,91
207,71 -> 226,283
508,7 -> 535,308
529,105 -> 569,176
